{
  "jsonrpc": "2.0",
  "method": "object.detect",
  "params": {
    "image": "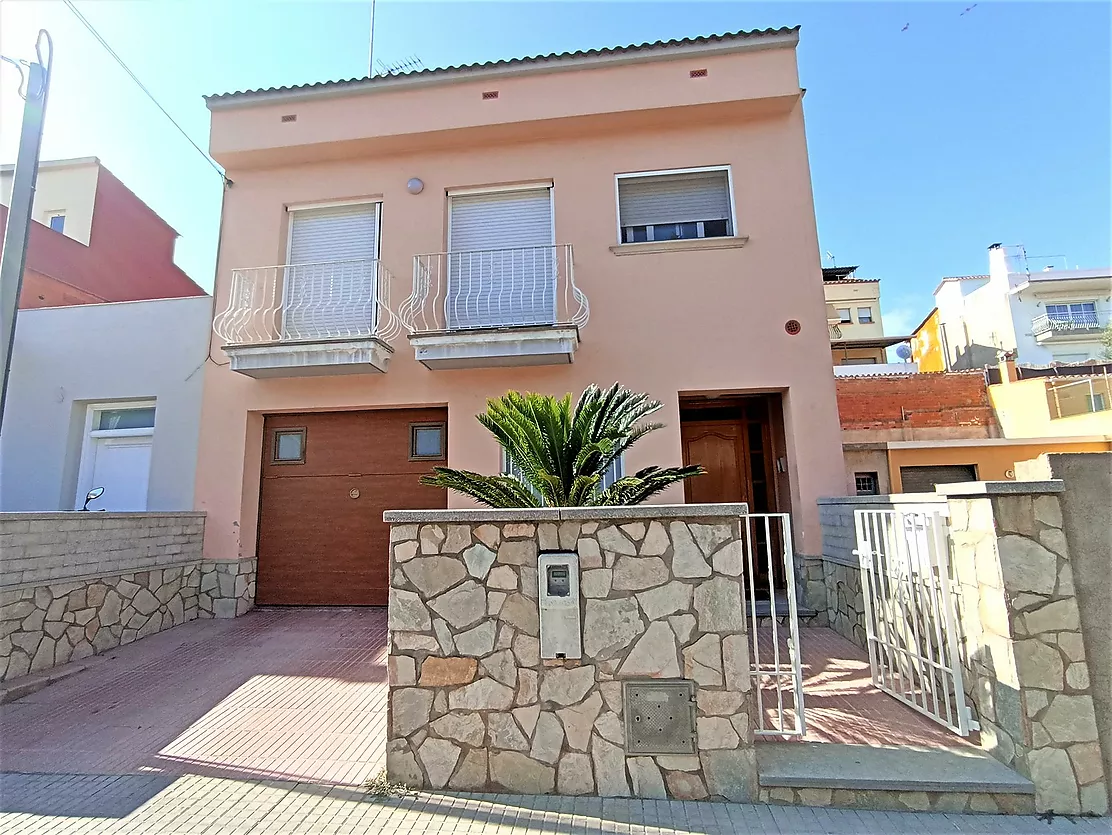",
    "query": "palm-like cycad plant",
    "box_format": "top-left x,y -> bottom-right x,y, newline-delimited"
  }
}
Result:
421,383 -> 703,507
